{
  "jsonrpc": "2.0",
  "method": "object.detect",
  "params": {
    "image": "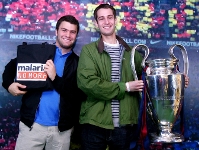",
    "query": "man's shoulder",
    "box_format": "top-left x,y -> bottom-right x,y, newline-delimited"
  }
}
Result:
83,41 -> 97,47
82,41 -> 98,52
